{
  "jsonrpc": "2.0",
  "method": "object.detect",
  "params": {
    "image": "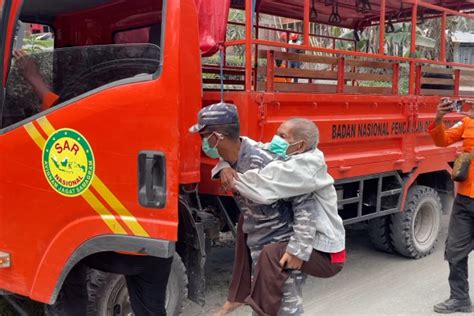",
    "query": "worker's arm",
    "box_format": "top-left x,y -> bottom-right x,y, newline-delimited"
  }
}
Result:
41,91 -> 60,110
429,100 -> 465,147
234,150 -> 333,205
211,159 -> 232,180
14,50 -> 58,110
286,193 -> 318,262
211,136 -> 267,180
